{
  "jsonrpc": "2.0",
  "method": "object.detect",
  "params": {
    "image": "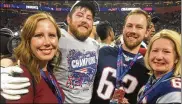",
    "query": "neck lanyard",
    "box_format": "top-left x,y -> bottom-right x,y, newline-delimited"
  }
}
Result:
40,69 -> 63,104
116,46 -> 140,88
137,70 -> 174,103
